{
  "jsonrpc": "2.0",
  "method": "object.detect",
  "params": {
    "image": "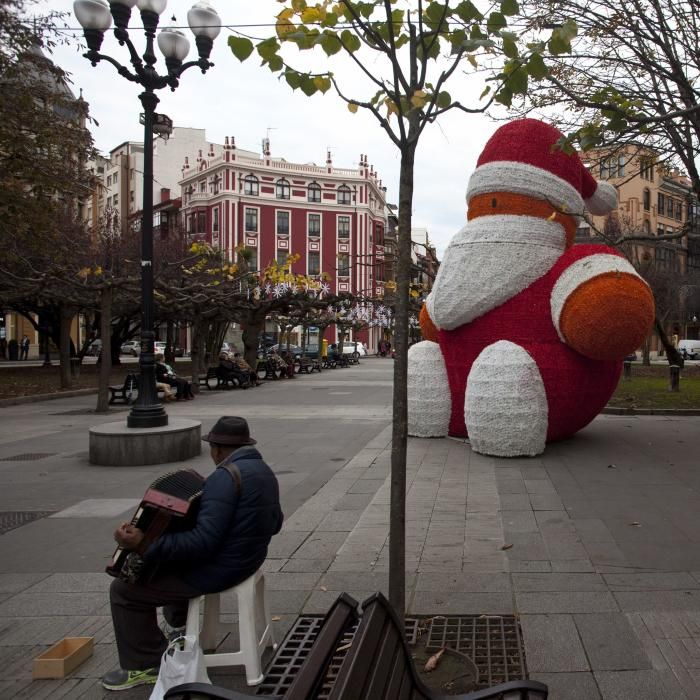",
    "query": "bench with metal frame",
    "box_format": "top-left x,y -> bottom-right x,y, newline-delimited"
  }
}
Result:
164,592 -> 359,700
164,591 -> 547,700
296,356 -> 322,374
108,373 -> 138,405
